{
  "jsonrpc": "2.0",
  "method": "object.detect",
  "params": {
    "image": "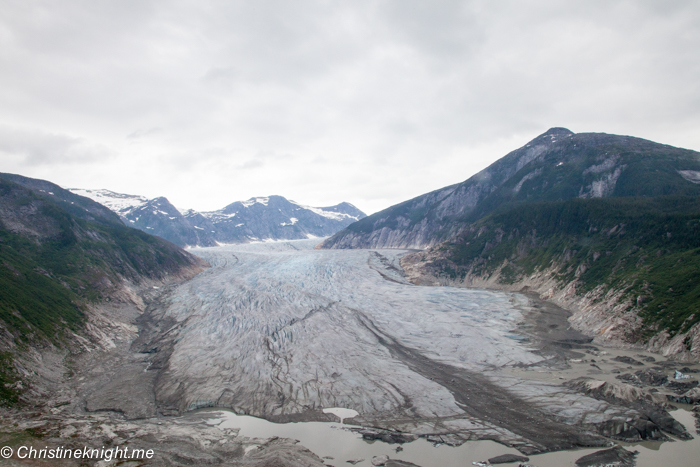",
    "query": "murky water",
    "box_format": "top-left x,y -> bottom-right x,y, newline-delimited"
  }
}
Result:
206,408 -> 523,466
202,406 -> 698,466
